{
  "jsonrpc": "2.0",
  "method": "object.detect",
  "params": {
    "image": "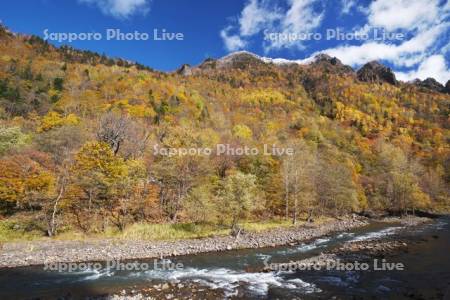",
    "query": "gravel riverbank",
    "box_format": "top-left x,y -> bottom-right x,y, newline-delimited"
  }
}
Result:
262,216 -> 433,273
0,217 -> 367,268
98,216 -> 437,300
